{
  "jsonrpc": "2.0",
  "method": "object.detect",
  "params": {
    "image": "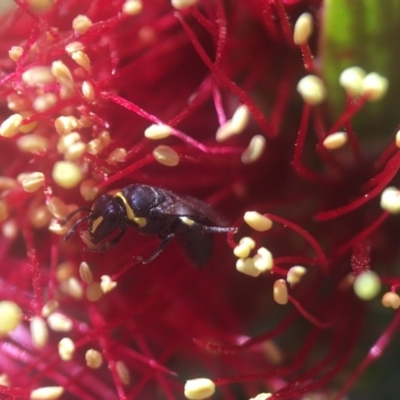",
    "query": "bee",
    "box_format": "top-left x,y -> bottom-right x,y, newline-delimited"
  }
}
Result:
63,184 -> 236,267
